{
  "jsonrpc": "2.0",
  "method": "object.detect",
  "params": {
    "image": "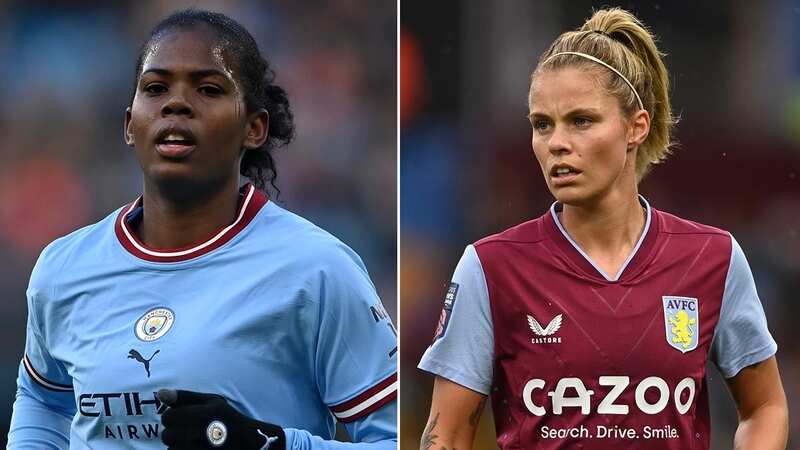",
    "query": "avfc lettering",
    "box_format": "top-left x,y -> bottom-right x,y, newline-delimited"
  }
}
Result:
665,298 -> 696,311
